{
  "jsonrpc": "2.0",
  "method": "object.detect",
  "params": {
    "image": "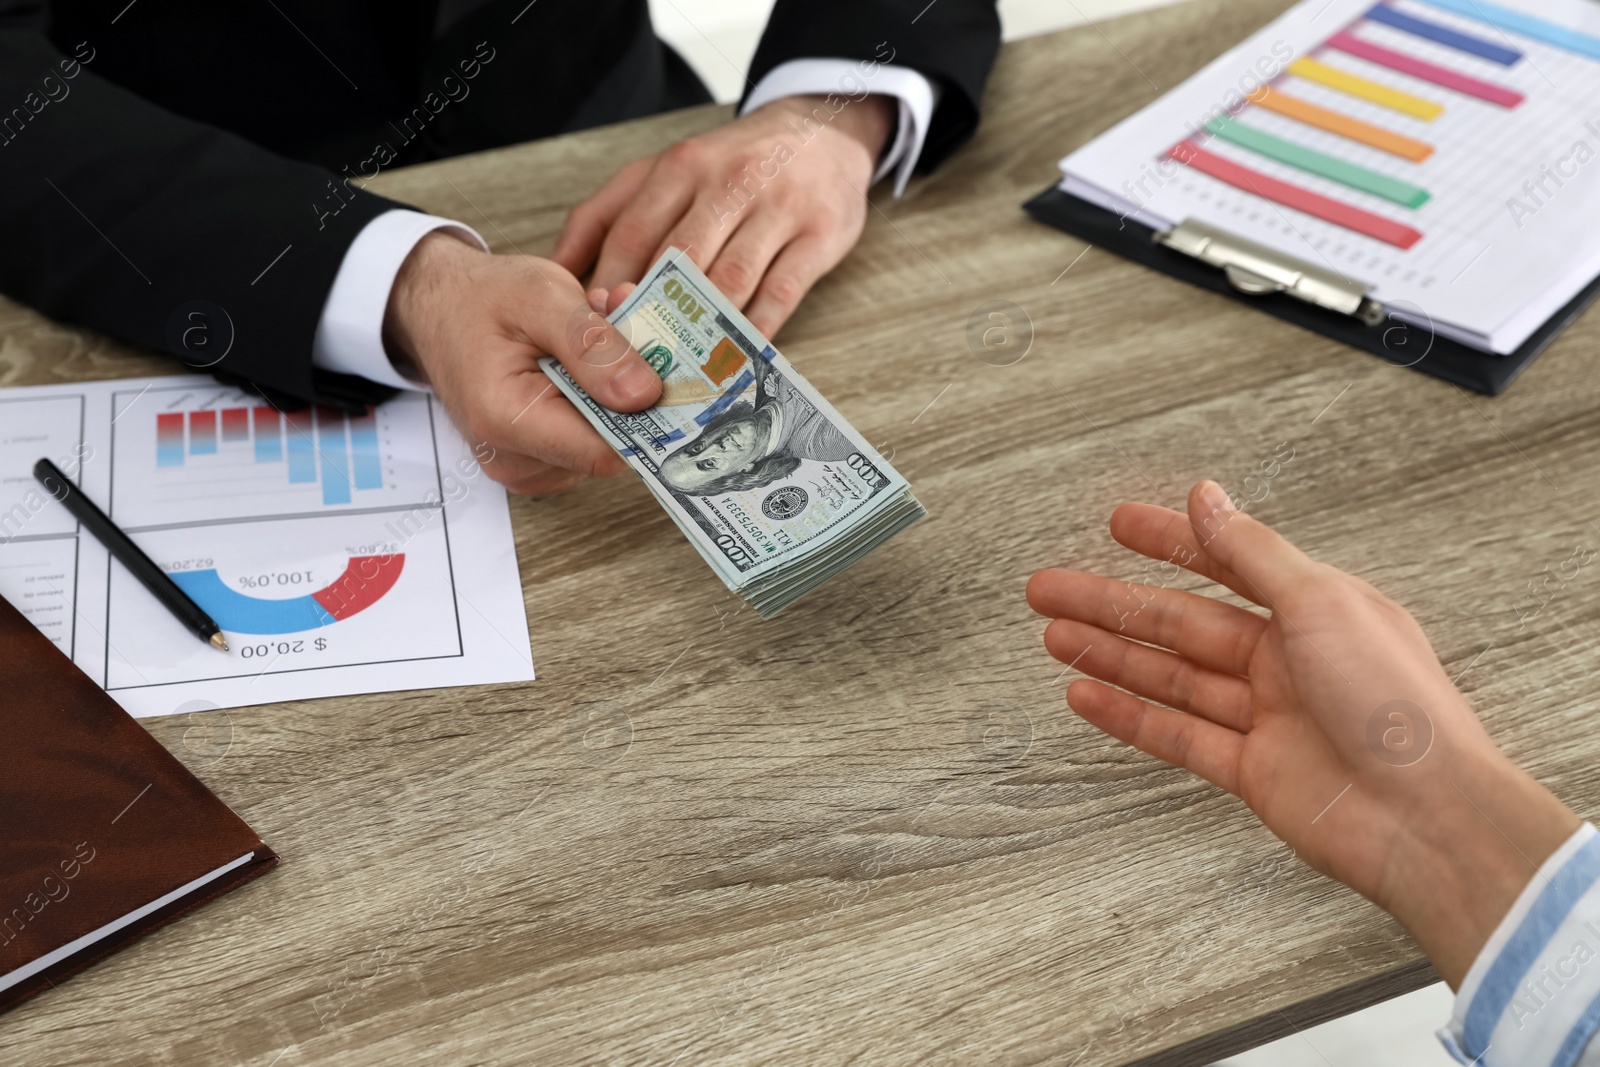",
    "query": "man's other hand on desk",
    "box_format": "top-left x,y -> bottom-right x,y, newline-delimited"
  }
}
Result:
382,232 -> 661,496
551,94 -> 896,338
